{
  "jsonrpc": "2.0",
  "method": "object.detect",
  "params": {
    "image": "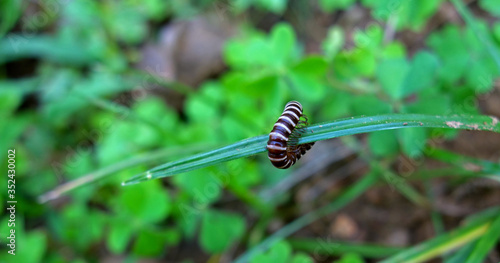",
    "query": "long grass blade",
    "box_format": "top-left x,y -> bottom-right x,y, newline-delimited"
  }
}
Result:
38,144 -> 211,203
123,114 -> 500,185
465,214 -> 500,262
380,207 -> 500,263
425,147 -> 500,176
288,239 -> 404,258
